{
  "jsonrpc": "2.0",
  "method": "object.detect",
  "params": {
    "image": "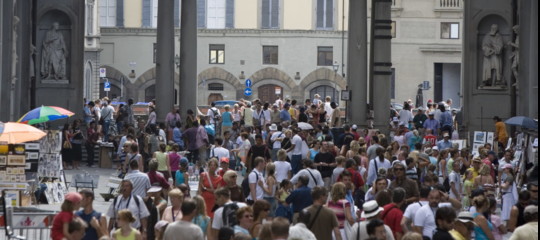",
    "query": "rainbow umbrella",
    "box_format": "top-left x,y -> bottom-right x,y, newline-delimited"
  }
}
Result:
17,106 -> 74,125
0,122 -> 46,144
